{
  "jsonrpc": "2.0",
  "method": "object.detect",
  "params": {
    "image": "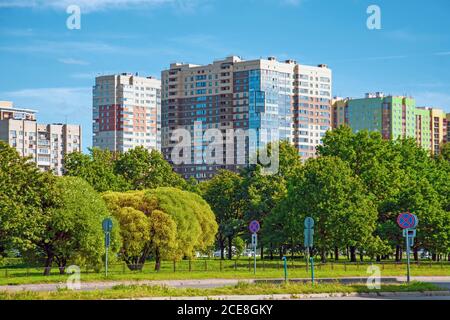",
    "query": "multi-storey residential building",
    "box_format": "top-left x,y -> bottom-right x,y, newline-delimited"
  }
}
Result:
332,93 -> 447,155
420,107 -> 447,155
331,97 -> 348,129
0,101 -> 82,175
447,113 -> 450,142
93,73 -> 161,153
293,63 -> 333,158
161,56 -> 332,180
